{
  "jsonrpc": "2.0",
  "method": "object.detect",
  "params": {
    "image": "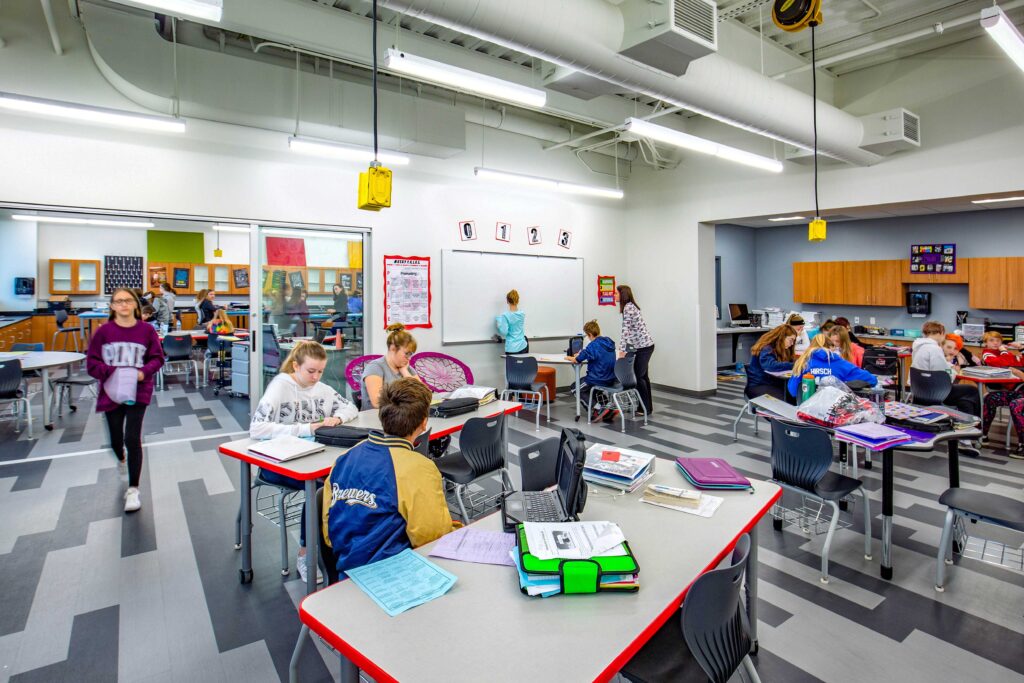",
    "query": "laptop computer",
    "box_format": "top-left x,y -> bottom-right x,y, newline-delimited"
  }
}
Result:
566,335 -> 584,356
248,436 -> 325,462
502,428 -> 588,531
